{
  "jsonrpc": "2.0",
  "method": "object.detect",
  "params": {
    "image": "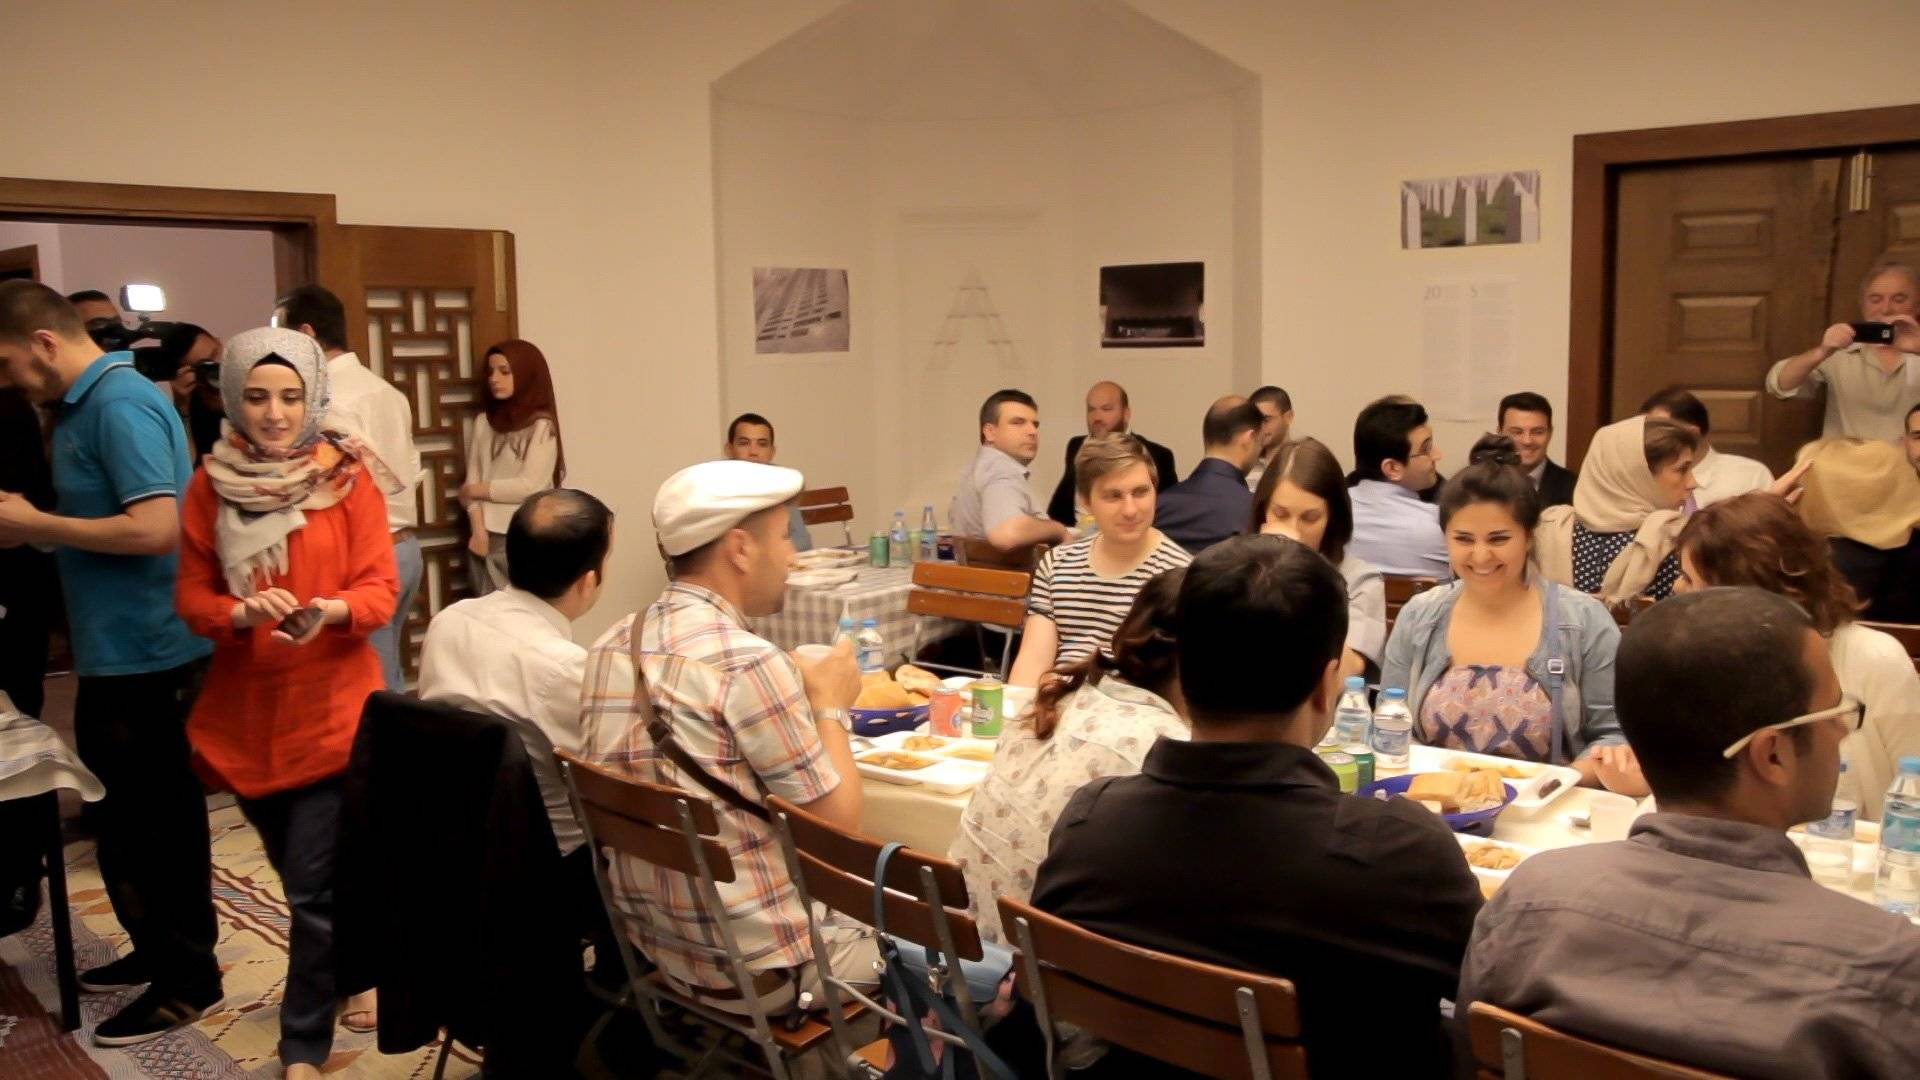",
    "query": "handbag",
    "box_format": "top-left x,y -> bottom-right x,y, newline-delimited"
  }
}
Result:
871,842 -> 1015,1080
